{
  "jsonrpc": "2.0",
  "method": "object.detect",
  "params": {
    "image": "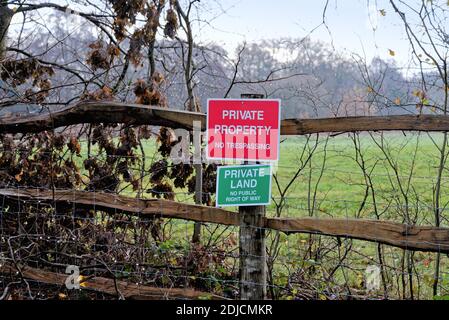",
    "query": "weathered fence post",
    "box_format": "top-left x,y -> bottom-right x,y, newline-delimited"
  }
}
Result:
192,120 -> 202,243
239,204 -> 267,299
239,93 -> 267,300
192,165 -> 202,242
